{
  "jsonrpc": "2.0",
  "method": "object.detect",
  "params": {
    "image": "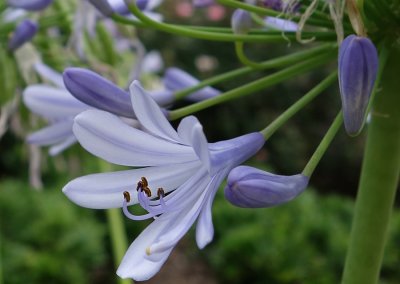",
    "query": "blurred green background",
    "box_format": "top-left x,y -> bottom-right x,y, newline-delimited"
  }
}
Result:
1,1 -> 399,283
